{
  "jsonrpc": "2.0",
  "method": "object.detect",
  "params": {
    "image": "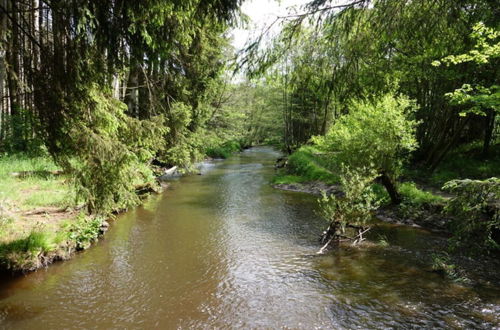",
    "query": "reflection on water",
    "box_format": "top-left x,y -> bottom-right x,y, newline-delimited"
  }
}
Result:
0,147 -> 499,329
